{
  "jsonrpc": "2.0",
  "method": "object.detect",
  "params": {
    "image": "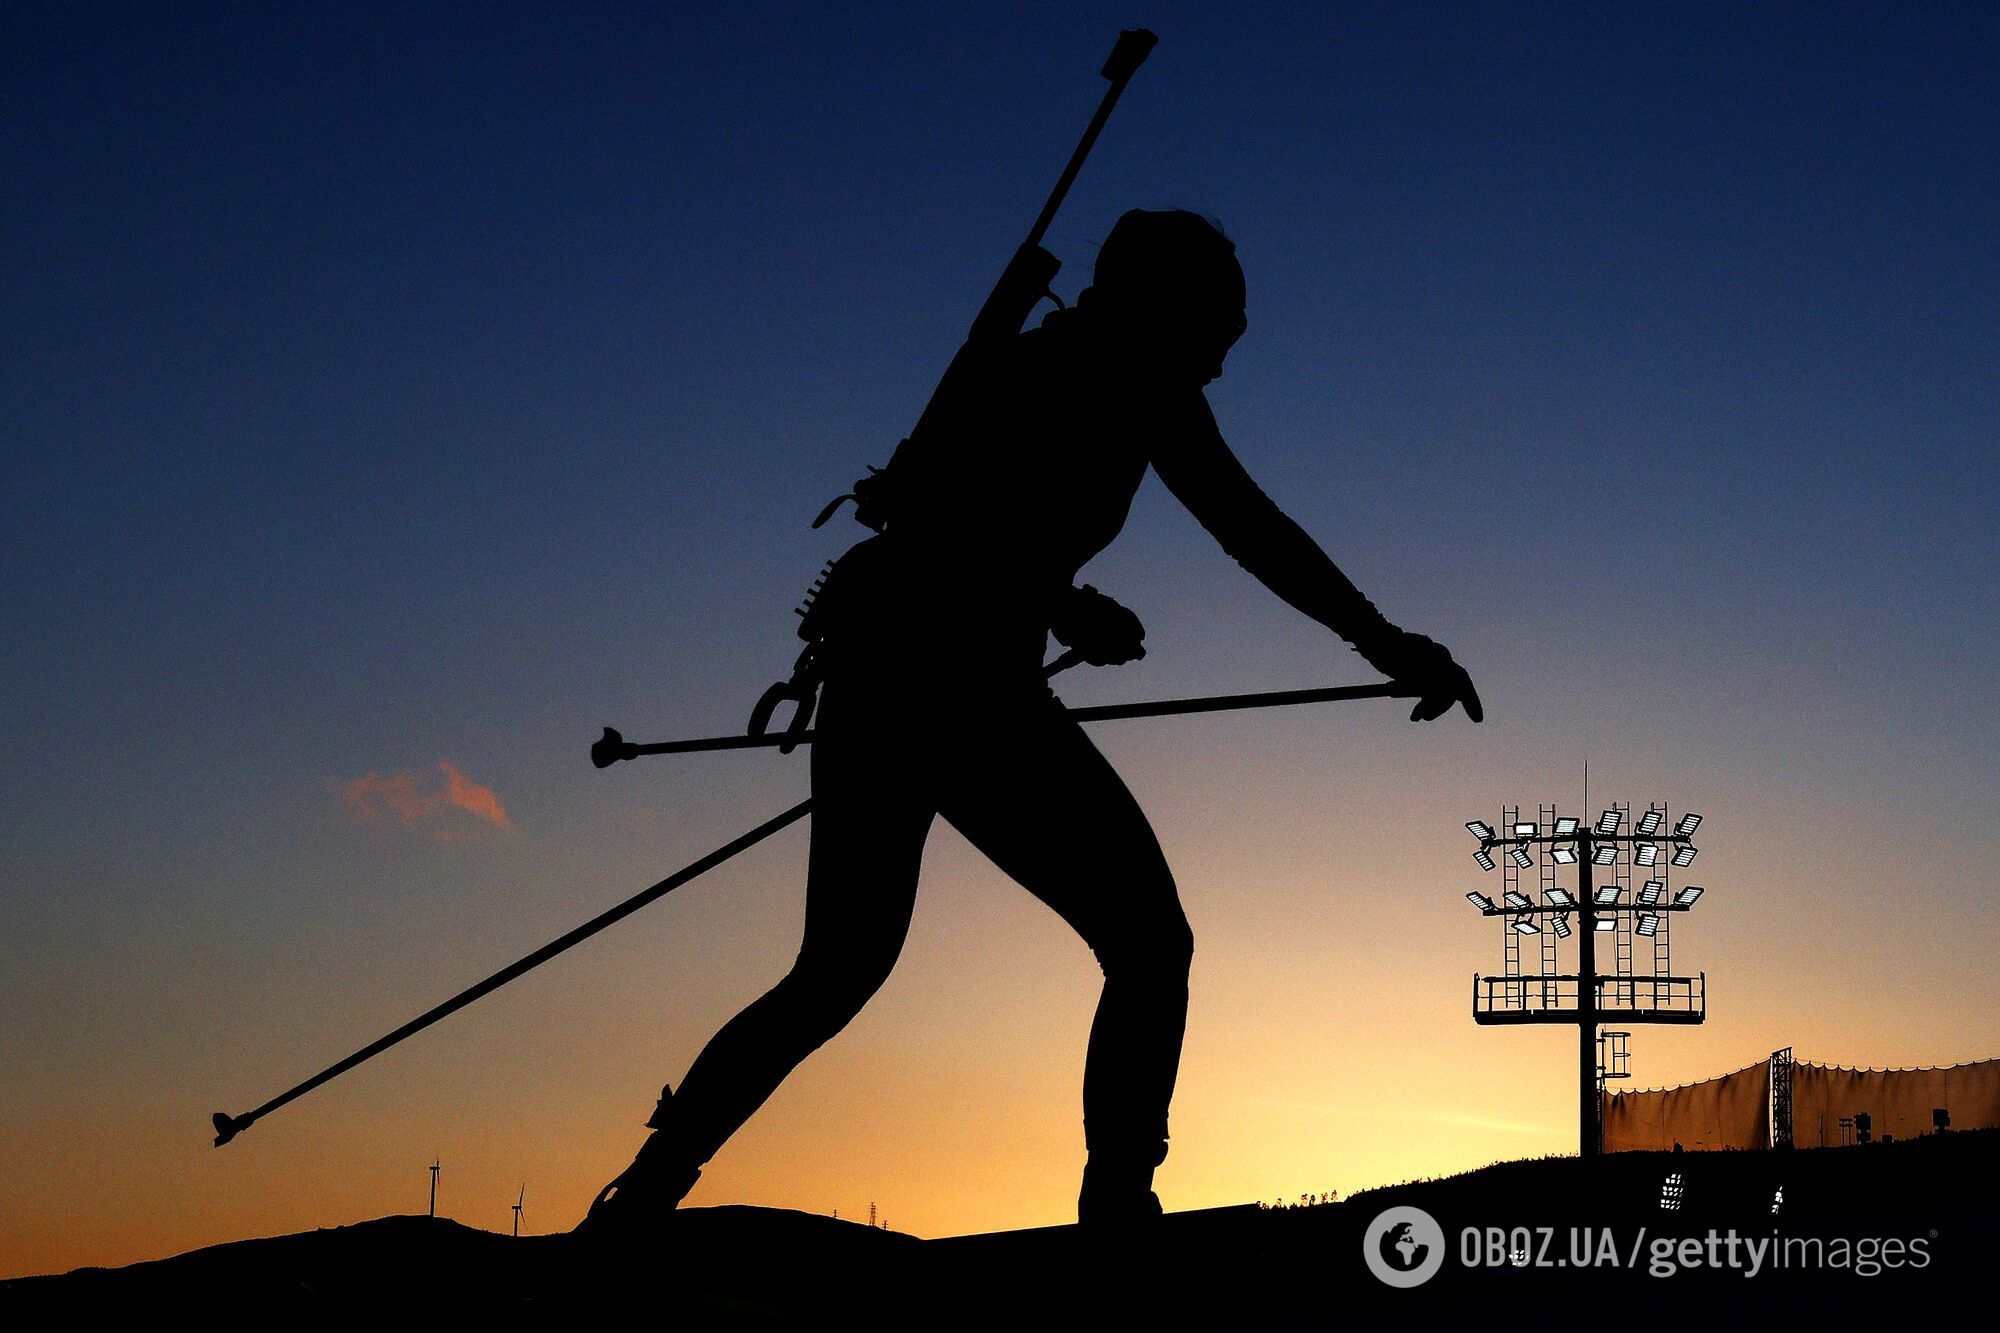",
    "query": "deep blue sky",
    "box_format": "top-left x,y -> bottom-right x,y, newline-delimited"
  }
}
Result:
3,1 -> 1997,1264
7,5 -> 1993,759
